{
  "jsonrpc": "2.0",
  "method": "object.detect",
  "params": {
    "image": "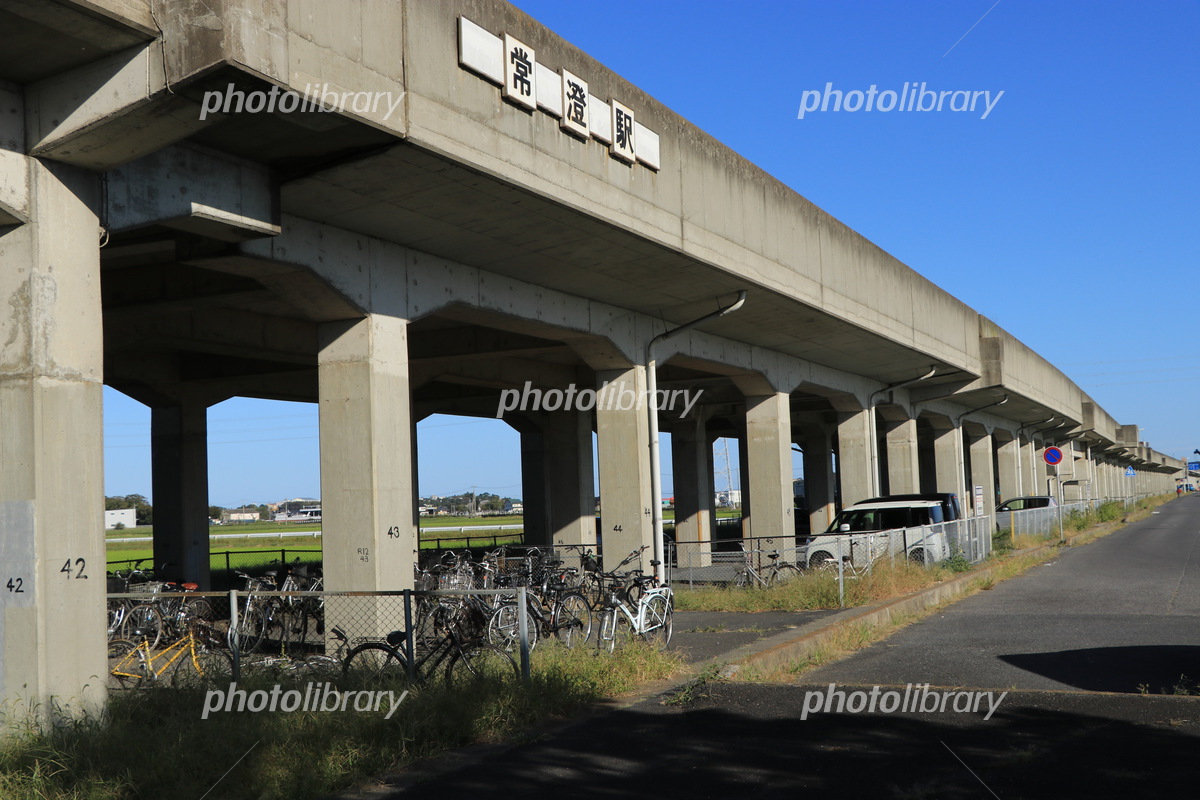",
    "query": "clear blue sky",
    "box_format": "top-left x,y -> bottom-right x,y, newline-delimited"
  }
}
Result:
103,0 -> 1199,507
